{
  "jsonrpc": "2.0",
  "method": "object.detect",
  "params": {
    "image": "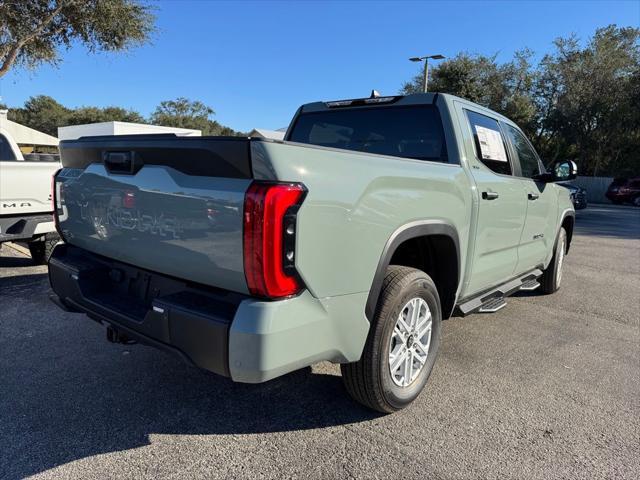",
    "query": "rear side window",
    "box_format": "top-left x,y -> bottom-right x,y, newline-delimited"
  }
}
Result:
0,134 -> 17,161
288,105 -> 448,162
465,110 -> 511,176
504,124 -> 541,178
